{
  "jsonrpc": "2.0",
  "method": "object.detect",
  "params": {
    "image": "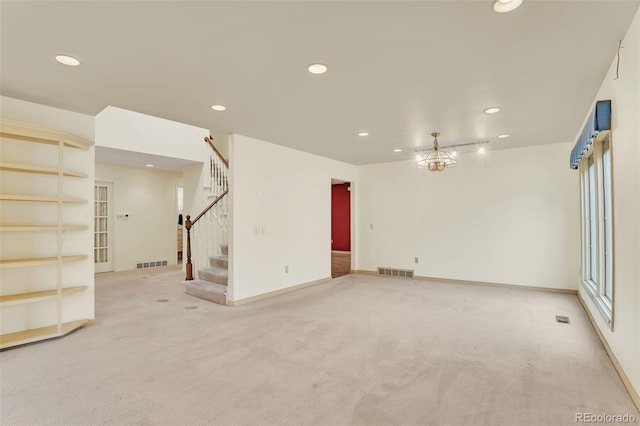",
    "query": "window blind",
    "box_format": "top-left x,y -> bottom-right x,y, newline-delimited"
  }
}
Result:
570,100 -> 611,169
